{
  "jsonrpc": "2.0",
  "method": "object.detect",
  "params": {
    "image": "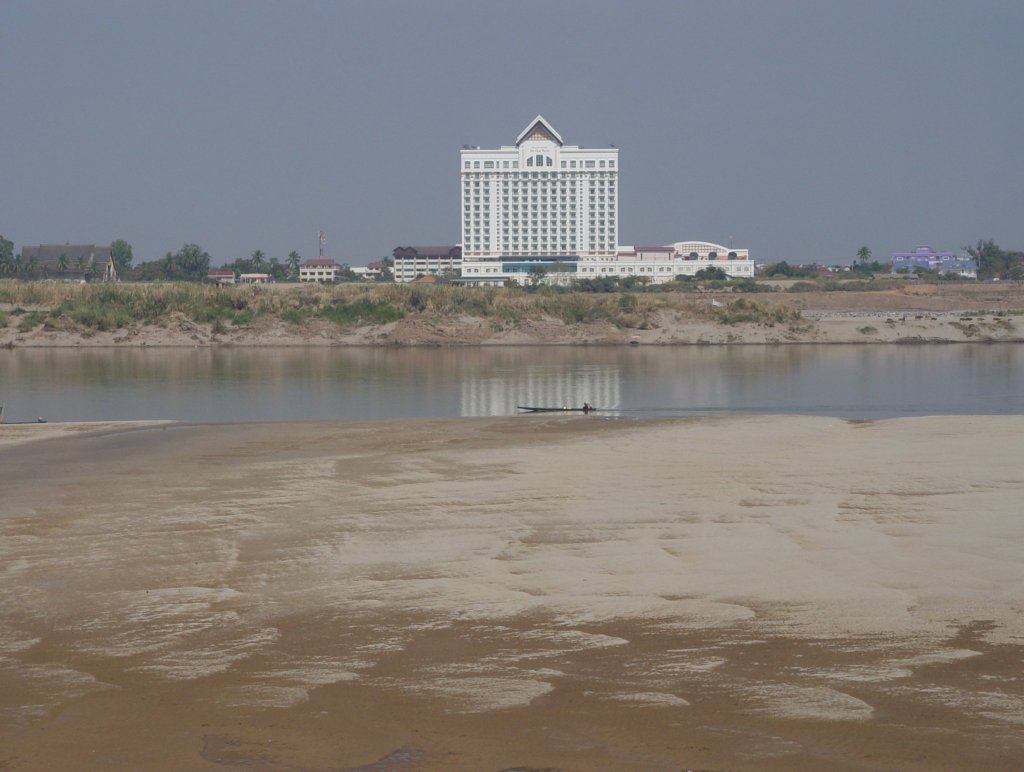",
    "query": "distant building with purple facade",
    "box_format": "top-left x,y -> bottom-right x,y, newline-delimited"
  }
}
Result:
891,246 -> 977,278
